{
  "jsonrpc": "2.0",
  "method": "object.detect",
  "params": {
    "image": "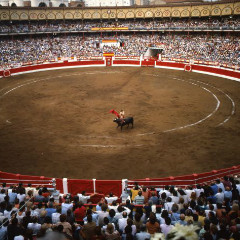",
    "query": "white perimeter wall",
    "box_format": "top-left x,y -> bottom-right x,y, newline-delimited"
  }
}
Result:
85,0 -> 132,7
31,0 -> 49,7
51,0 -> 68,7
0,0 -> 9,6
9,0 -> 24,6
